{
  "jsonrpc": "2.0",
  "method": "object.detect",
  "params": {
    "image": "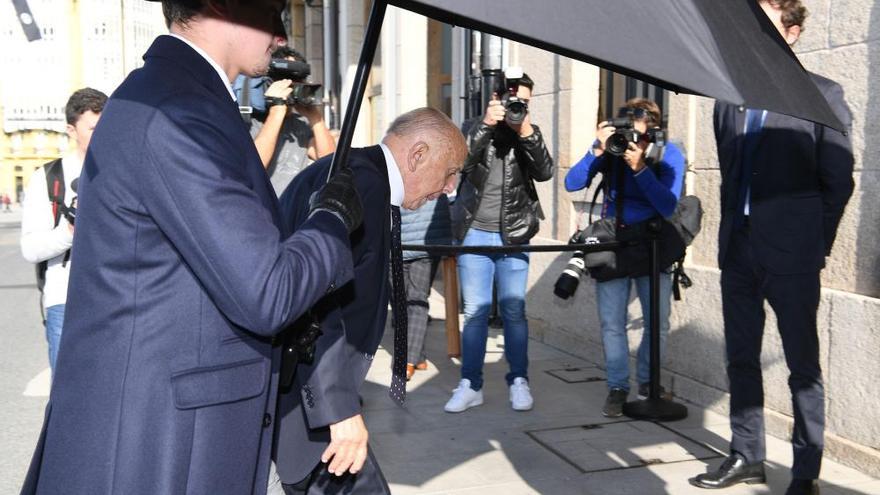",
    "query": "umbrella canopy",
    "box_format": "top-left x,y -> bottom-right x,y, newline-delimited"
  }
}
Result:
387,0 -> 843,131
